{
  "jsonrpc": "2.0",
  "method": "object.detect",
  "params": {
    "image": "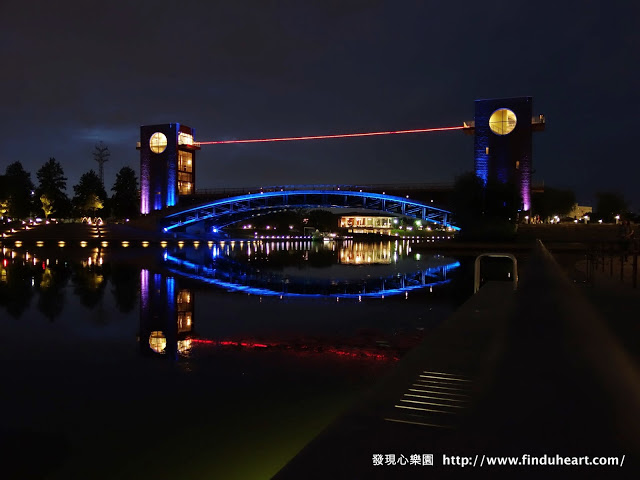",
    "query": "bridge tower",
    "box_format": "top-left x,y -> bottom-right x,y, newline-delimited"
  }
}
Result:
464,97 -> 545,212
137,123 -> 201,214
